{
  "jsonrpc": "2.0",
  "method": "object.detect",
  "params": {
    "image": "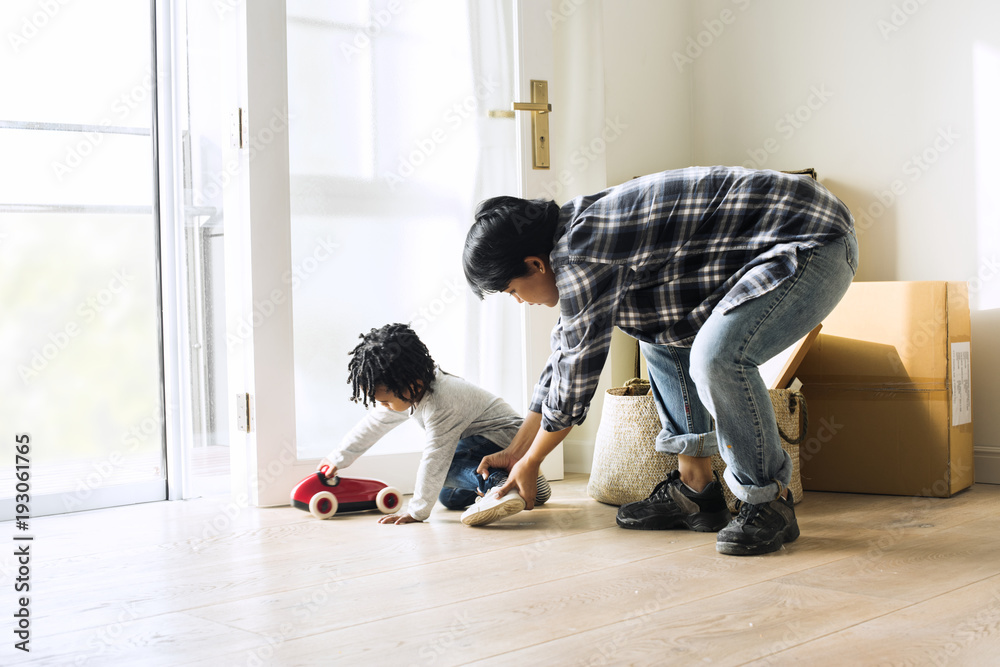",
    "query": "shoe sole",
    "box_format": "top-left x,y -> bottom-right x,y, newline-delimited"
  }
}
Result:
716,523 -> 801,556
616,509 -> 731,533
461,496 -> 526,527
